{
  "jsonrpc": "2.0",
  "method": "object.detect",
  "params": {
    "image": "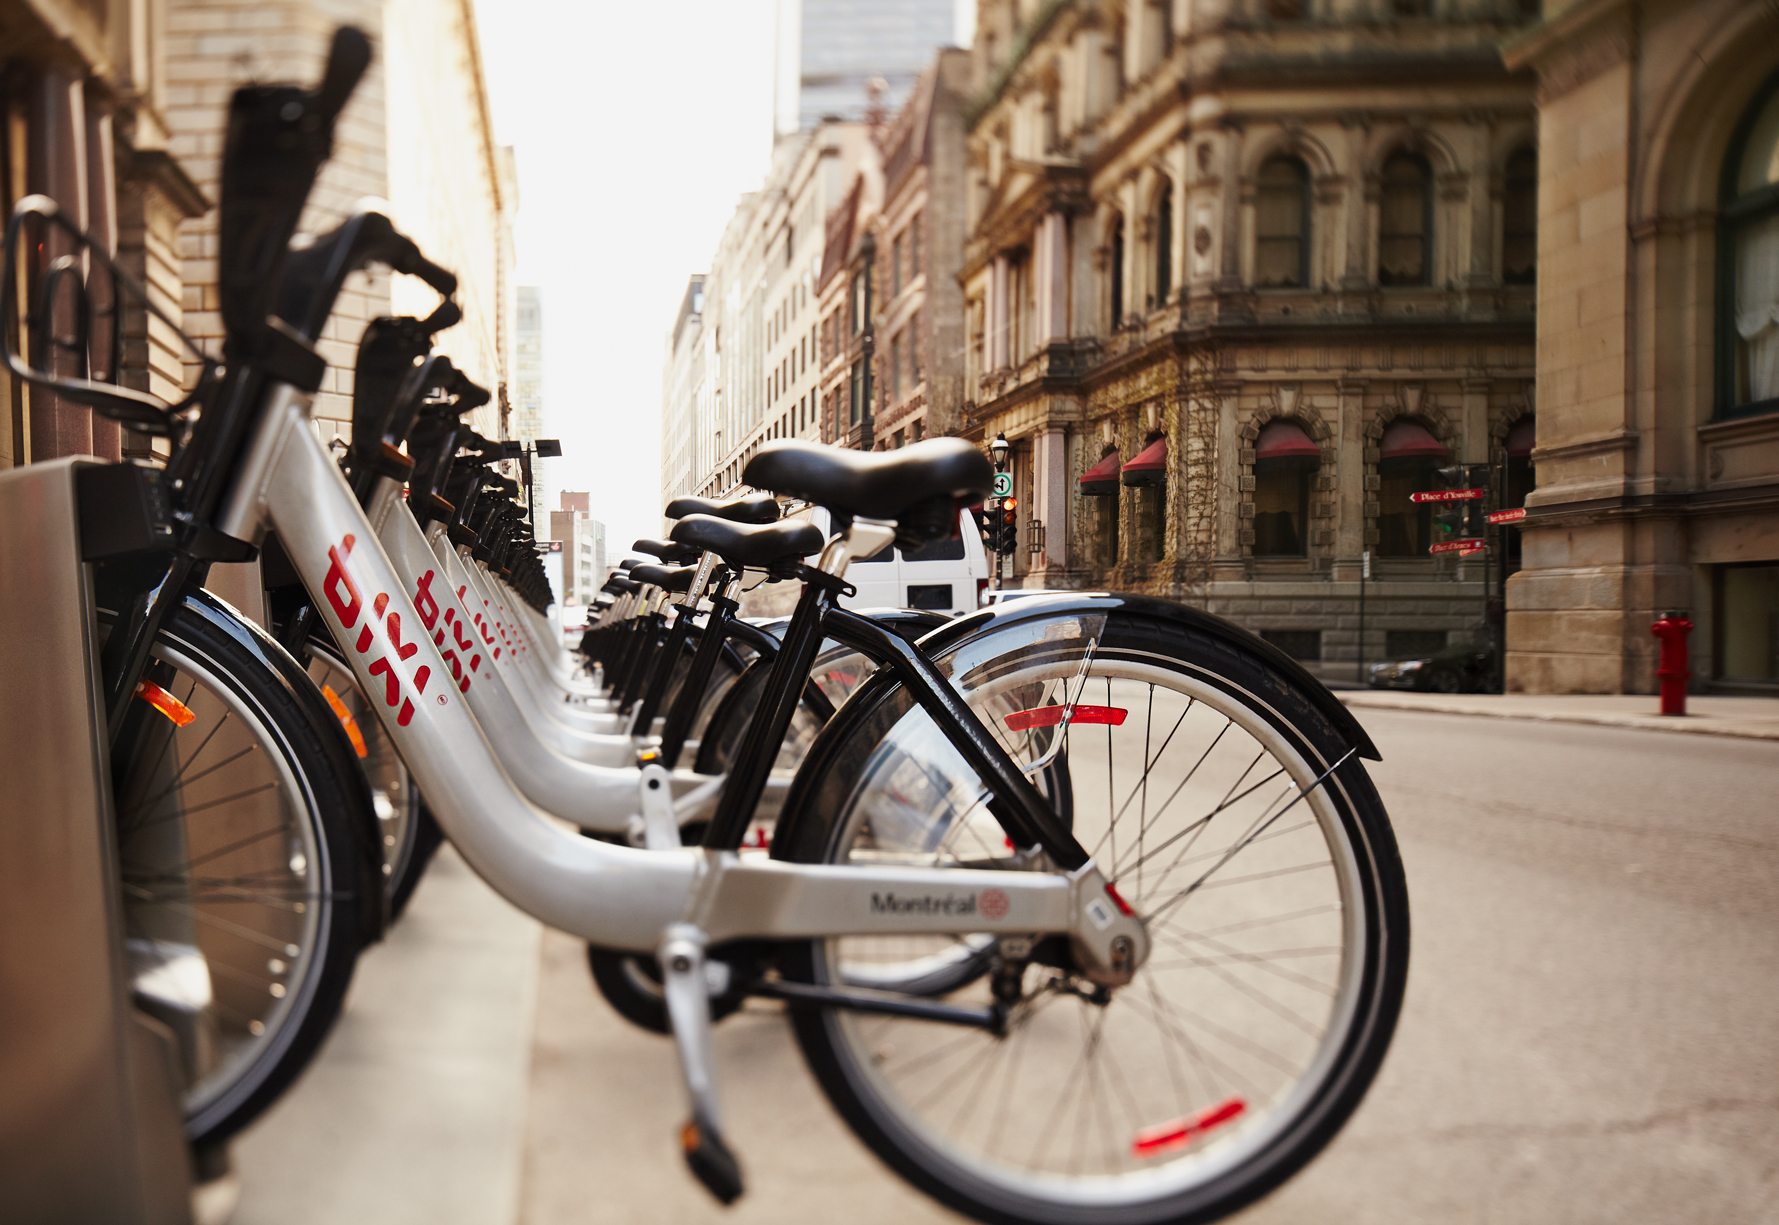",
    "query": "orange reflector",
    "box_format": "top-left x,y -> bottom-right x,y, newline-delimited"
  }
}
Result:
321,684 -> 369,759
1005,705 -> 1127,732
1133,1098 -> 1246,1159
135,680 -> 195,727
